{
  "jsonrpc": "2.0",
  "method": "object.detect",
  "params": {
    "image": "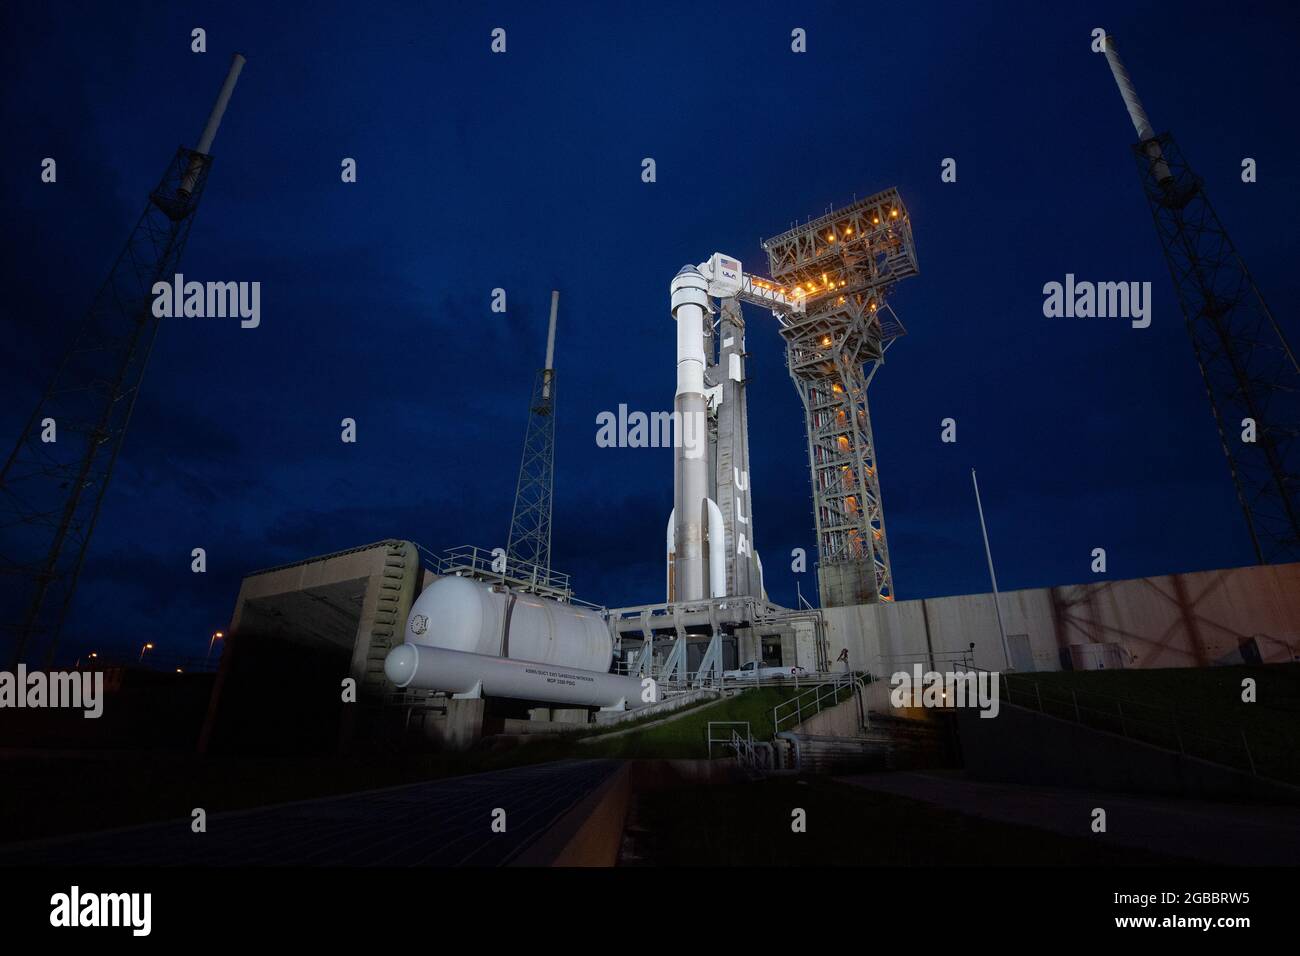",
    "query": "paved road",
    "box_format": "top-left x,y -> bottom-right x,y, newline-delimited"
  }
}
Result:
0,759 -> 619,866
838,770 -> 1300,865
